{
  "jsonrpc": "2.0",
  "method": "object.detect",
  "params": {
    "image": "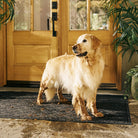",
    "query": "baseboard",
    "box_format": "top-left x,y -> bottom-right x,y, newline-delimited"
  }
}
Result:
99,83 -> 117,90
6,81 -> 117,90
7,81 -> 40,88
